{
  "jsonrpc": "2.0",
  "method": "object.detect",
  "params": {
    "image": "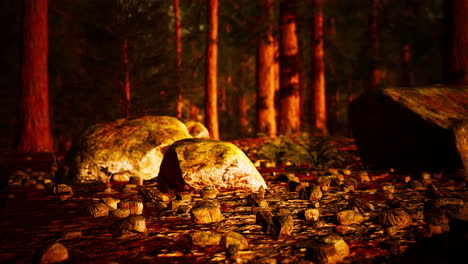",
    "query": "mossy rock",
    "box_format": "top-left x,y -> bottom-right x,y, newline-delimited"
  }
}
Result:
157,138 -> 267,192
184,121 -> 210,138
63,116 -> 193,183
